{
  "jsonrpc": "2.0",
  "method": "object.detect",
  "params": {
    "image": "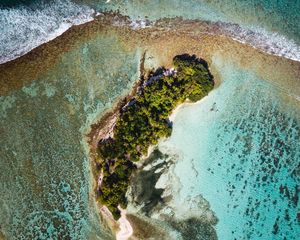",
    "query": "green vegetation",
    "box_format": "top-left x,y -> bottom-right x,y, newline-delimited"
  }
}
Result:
96,54 -> 214,219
